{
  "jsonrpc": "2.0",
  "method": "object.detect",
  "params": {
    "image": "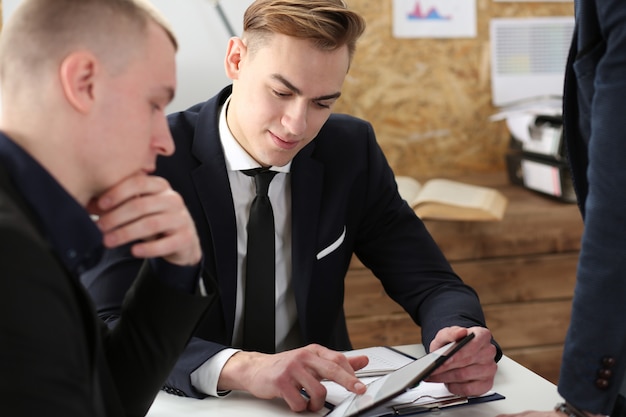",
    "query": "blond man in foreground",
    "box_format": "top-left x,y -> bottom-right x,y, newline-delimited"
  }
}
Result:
0,0 -> 214,415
